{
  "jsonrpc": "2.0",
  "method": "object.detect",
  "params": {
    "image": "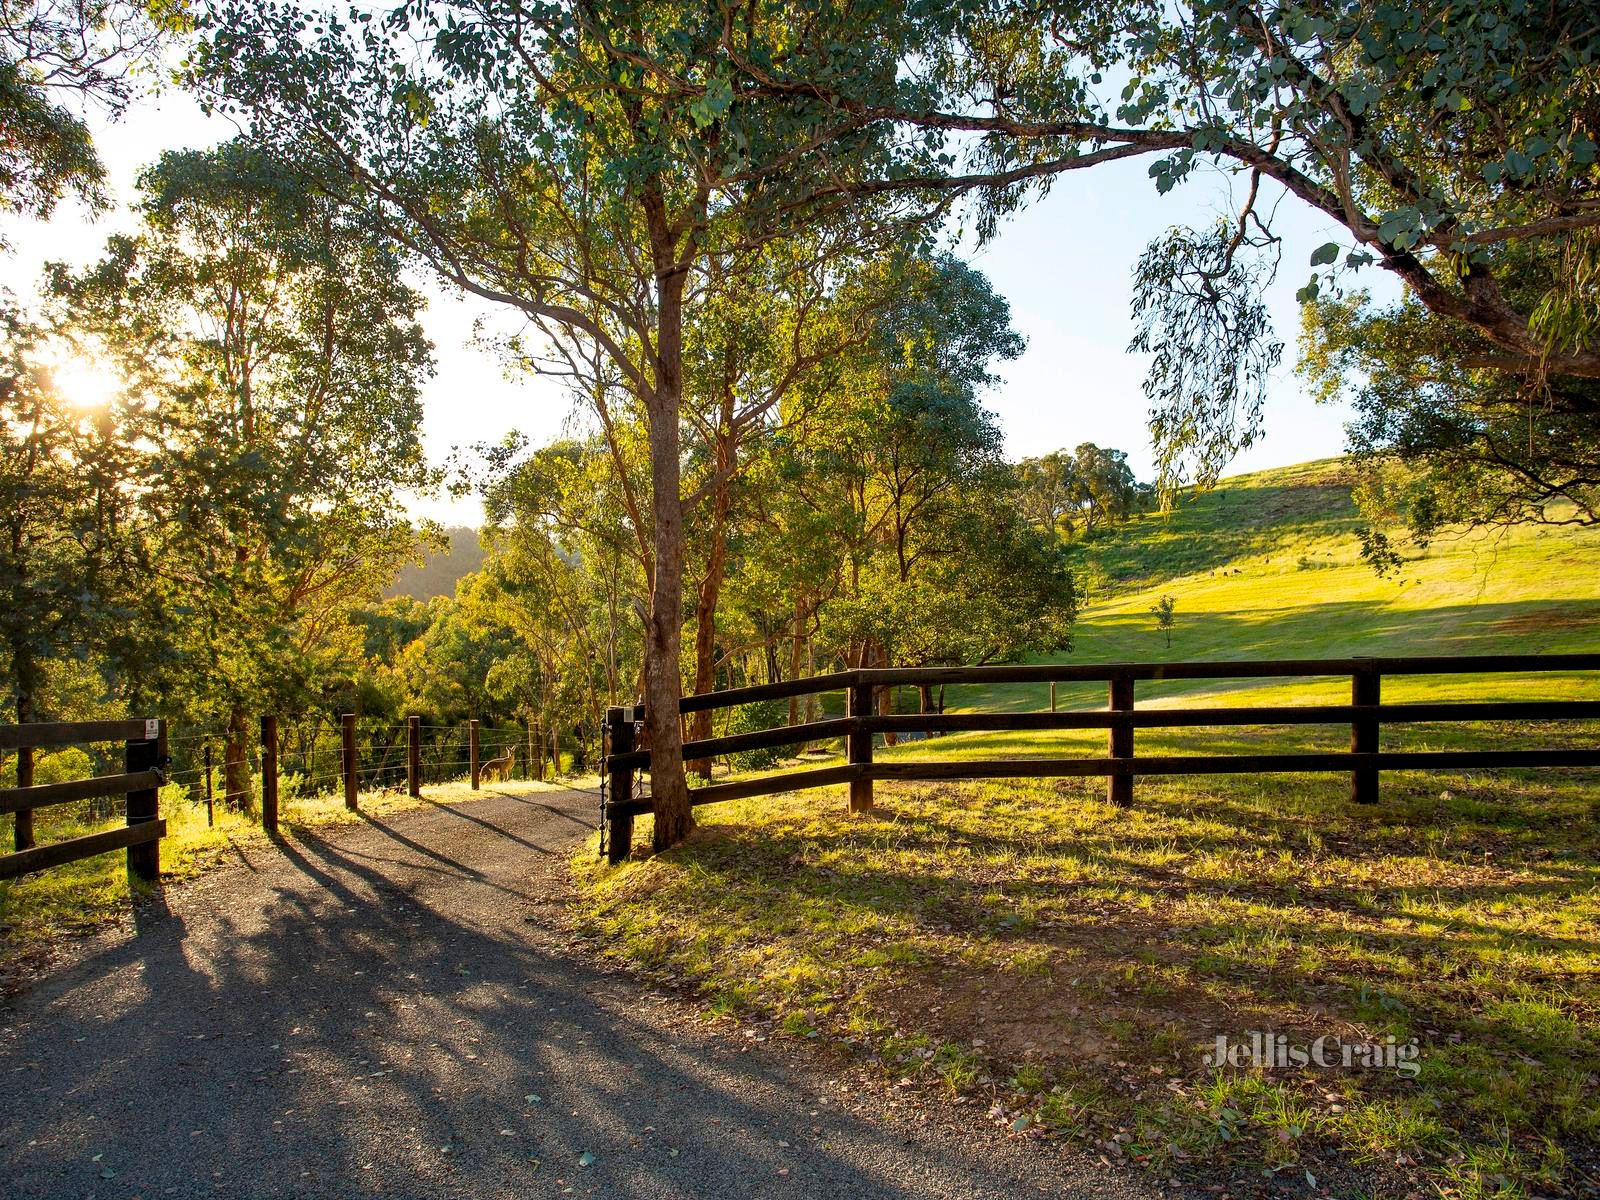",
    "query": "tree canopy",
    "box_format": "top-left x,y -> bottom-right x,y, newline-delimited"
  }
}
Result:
656,0 -> 1600,492
0,0 -> 182,229
44,140 -> 435,799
